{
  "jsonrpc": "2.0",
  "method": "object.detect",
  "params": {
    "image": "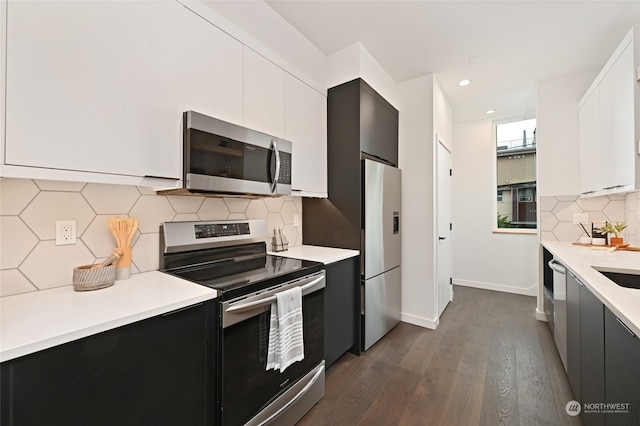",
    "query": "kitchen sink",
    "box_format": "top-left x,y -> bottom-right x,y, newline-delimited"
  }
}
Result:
593,267 -> 640,289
